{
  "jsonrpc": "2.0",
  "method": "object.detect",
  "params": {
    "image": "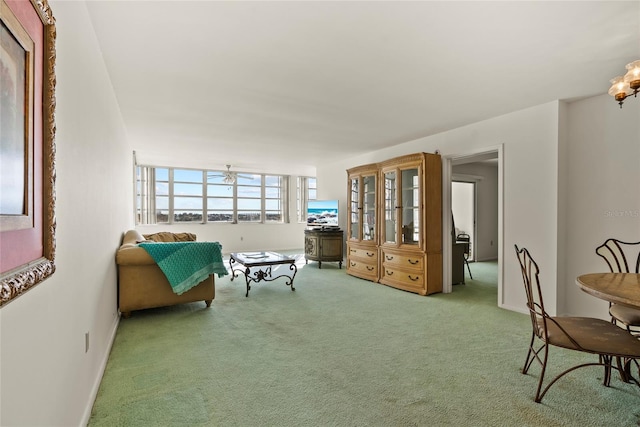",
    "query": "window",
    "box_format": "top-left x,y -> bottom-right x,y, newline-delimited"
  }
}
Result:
155,168 -> 169,223
265,175 -> 285,222
237,174 -> 262,222
136,166 -> 151,224
297,176 -> 317,222
136,165 -> 288,225
173,169 -> 203,223
206,172 -> 234,223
